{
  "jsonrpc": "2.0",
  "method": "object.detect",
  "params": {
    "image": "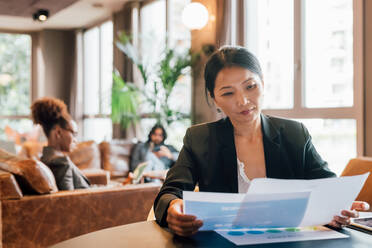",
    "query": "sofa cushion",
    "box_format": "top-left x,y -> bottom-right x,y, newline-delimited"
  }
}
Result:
0,169 -> 23,200
99,141 -> 135,178
69,141 -> 101,170
18,141 -> 46,160
0,148 -> 58,194
81,168 -> 110,185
